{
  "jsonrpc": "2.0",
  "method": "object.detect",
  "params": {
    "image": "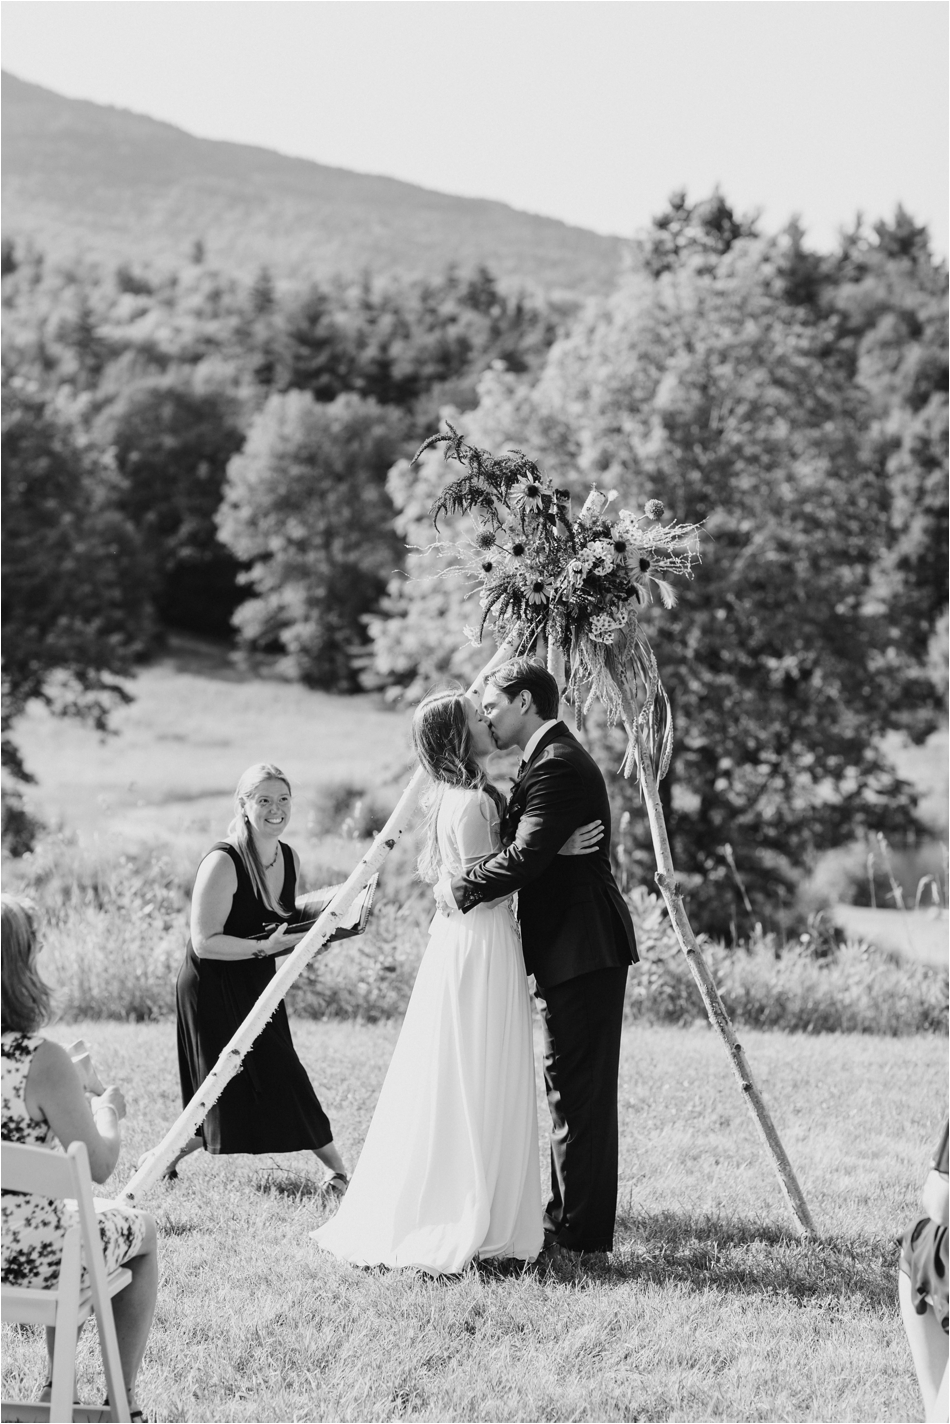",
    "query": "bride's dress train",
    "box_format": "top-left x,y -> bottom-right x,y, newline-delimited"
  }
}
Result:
312,787 -> 543,1274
